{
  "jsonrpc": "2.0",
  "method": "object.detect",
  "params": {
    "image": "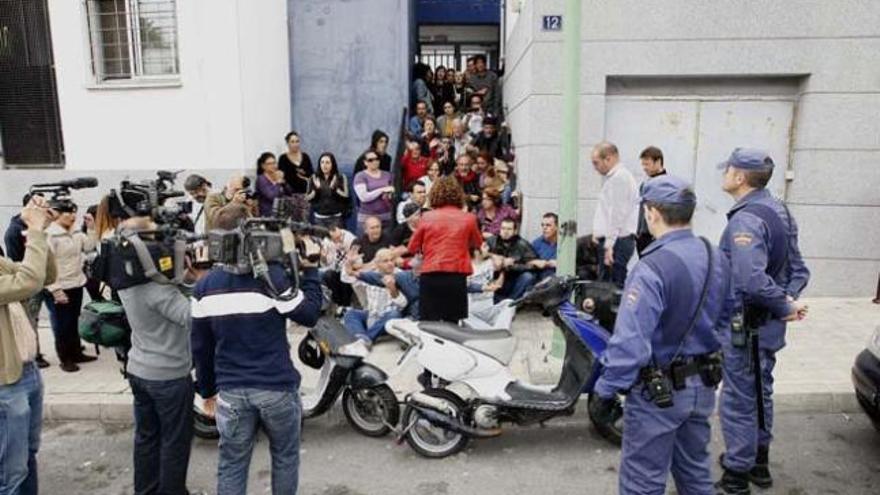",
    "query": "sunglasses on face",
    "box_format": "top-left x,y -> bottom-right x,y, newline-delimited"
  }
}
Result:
366,157 -> 379,162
